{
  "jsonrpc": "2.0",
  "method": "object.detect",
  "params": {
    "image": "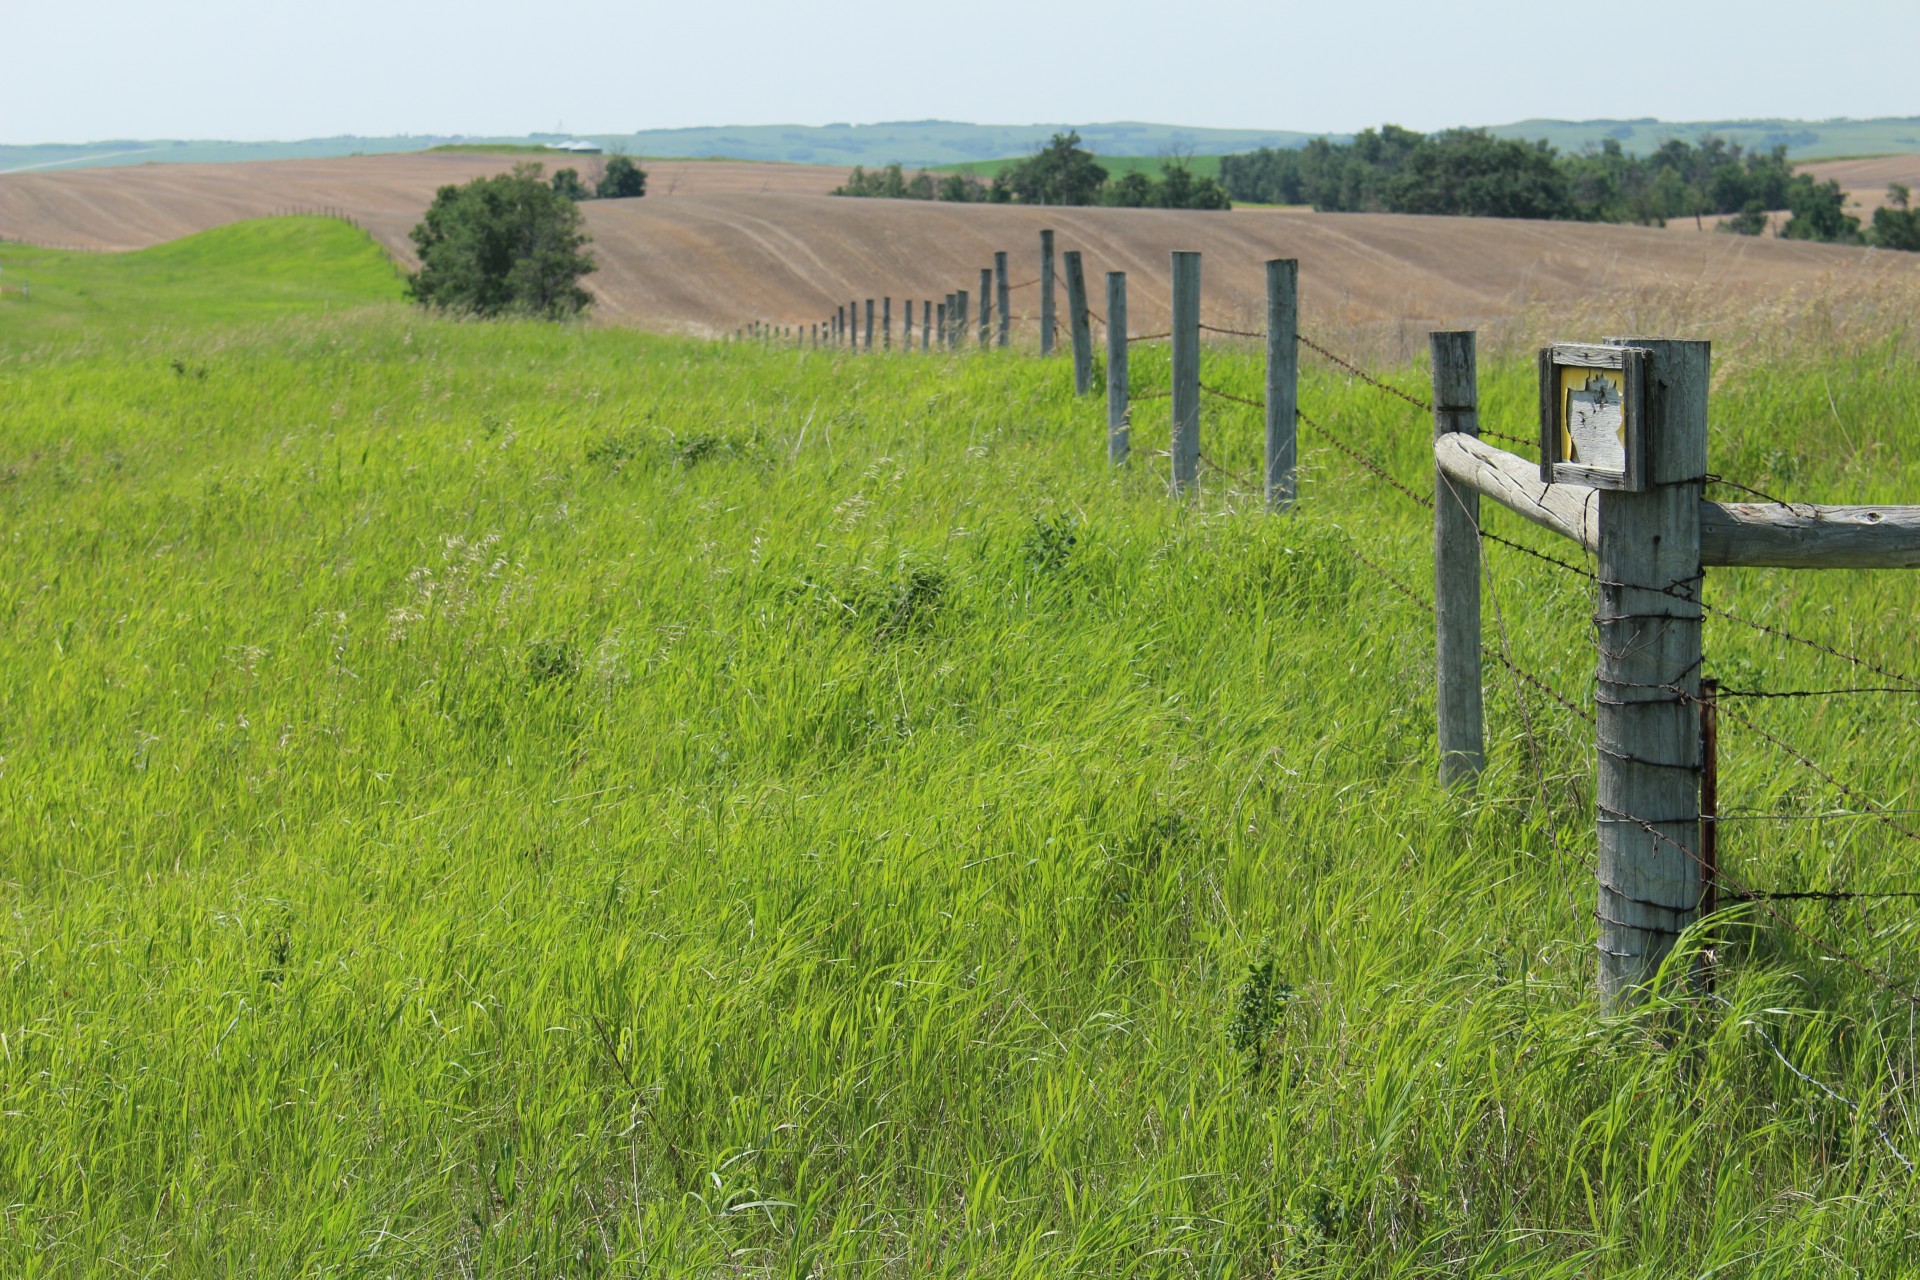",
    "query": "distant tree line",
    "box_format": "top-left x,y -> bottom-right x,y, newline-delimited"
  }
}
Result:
833,133 -> 1231,210
1218,127 -> 1917,248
